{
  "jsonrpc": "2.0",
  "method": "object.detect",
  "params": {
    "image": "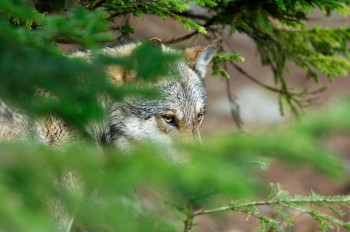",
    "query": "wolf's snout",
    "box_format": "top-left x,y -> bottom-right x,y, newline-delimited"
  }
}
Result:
178,125 -> 202,144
